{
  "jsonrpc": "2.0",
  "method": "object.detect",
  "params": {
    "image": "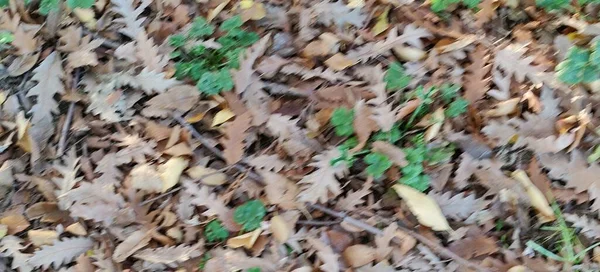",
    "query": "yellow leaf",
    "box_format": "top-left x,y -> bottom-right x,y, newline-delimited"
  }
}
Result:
65,222 -> 87,236
28,229 -> 58,247
372,7 -> 390,36
186,165 -> 227,186
212,109 -> 235,127
0,225 -> 7,239
324,53 -> 355,71
270,215 -> 290,243
485,98 -> 520,117
15,111 -> 32,153
241,2 -> 266,21
207,1 -> 230,22
511,170 -> 555,220
227,228 -> 261,249
240,0 -> 254,9
158,157 -> 189,192
391,184 -> 451,231
347,0 -> 365,8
